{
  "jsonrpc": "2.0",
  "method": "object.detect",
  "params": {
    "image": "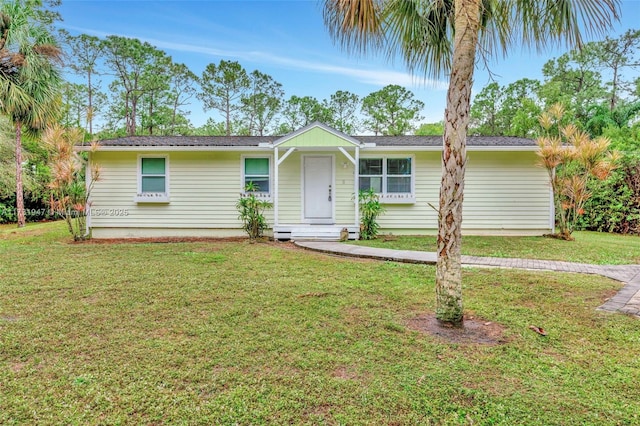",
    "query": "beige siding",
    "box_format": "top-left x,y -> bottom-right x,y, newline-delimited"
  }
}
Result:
335,152 -> 357,224
90,151 -> 273,233
276,151 -> 302,223
463,151 -> 551,231
375,150 -> 551,234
